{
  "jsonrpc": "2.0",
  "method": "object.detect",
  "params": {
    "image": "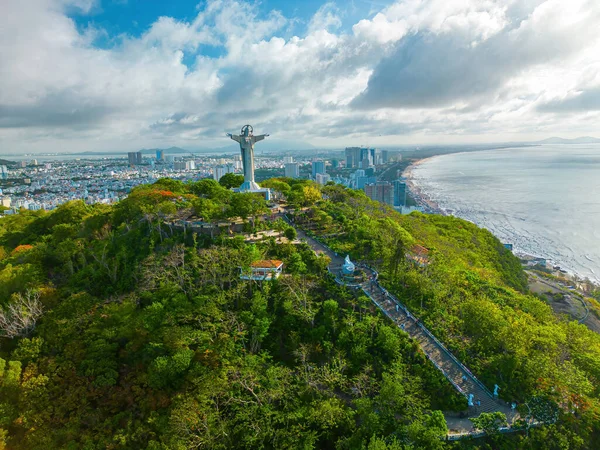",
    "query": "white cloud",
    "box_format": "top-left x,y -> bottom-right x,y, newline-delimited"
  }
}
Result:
1,0 -> 600,153
308,3 -> 342,34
